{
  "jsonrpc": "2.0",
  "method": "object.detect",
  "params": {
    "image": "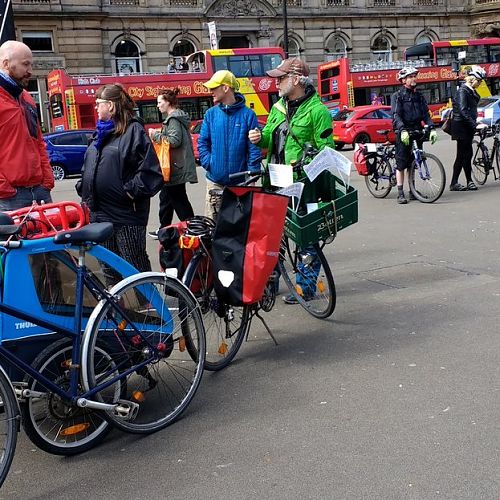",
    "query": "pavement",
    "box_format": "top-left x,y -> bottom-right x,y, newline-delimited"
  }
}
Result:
3,129 -> 500,499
